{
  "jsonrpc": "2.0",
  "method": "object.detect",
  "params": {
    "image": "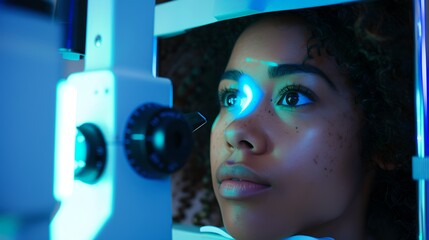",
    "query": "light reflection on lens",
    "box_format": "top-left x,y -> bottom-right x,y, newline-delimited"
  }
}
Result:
74,130 -> 87,175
